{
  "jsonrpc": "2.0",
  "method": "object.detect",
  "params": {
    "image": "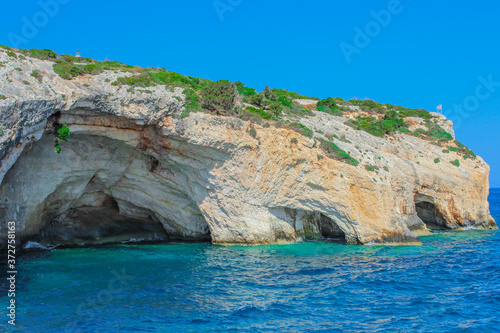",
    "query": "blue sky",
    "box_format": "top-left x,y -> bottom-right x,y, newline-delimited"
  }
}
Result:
1,0 -> 499,187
